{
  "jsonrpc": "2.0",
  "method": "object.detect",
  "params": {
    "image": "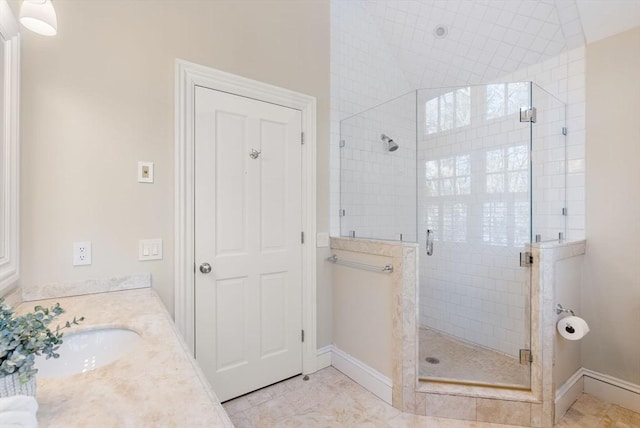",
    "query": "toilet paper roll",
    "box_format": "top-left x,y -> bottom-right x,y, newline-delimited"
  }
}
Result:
557,316 -> 590,340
